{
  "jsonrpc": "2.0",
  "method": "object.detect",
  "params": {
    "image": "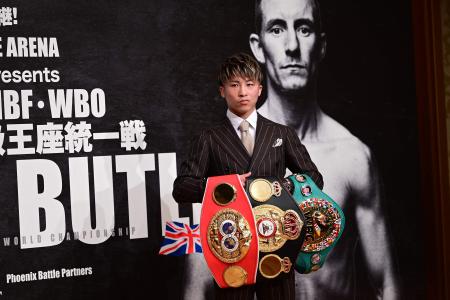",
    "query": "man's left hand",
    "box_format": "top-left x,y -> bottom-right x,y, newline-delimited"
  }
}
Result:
239,172 -> 252,186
